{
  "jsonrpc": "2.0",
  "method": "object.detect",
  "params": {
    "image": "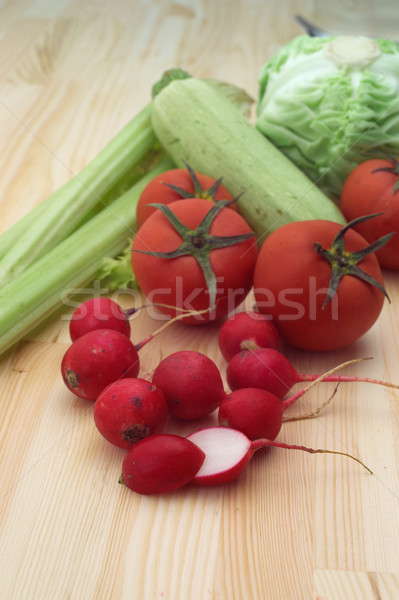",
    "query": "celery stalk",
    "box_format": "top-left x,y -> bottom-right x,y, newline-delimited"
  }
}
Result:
0,104 -> 159,286
0,156 -> 173,356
